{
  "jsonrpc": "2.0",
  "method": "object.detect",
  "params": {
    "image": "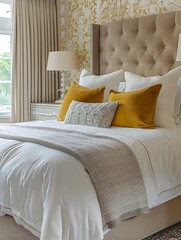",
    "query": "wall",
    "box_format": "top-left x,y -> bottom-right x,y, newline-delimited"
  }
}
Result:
59,0 -> 181,76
